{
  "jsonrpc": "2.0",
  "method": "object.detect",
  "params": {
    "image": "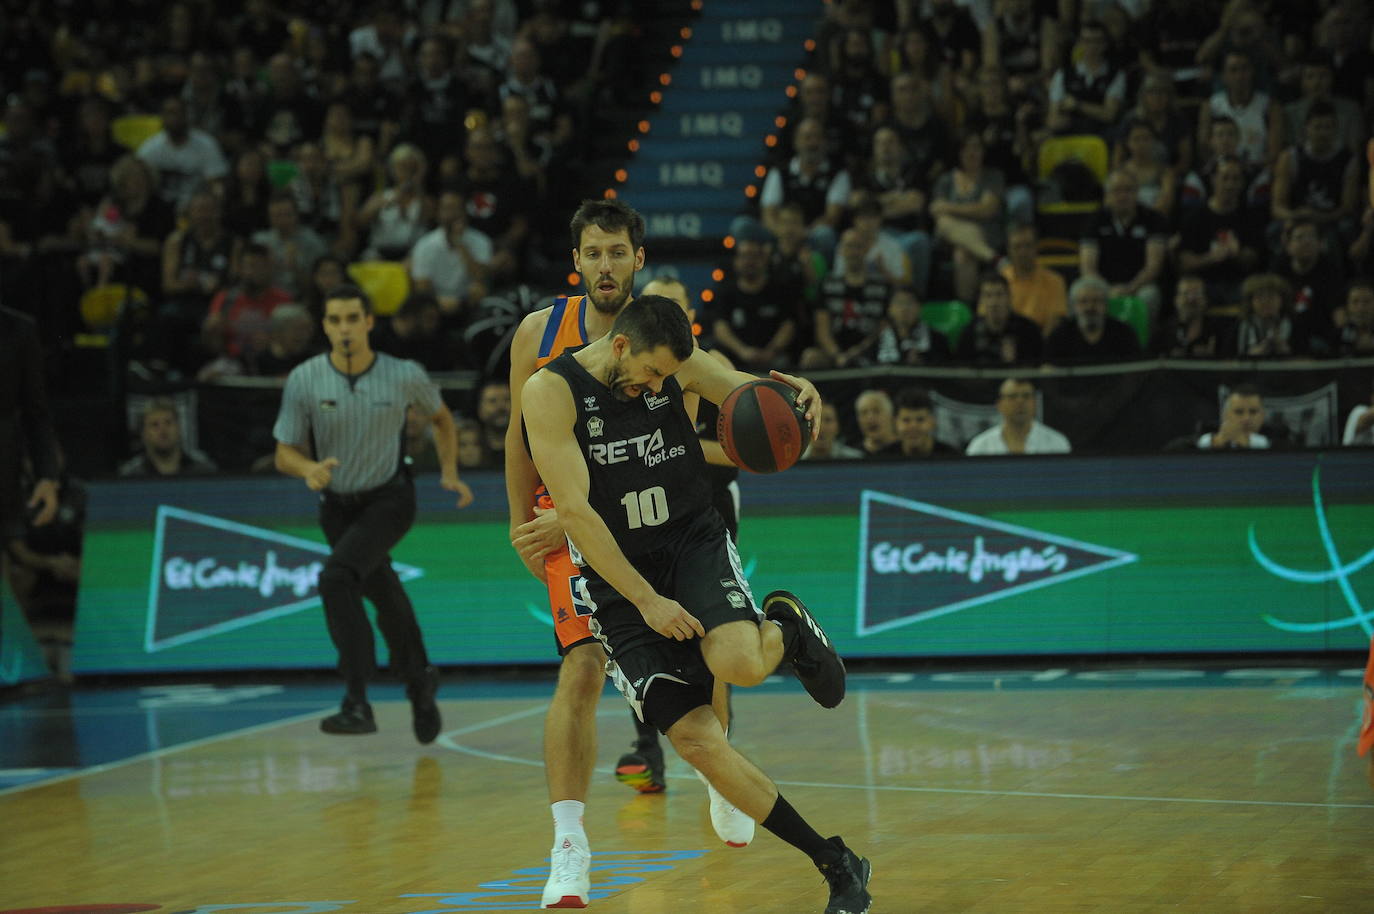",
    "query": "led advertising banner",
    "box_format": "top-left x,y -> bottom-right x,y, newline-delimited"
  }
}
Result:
71,451 -> 1373,673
